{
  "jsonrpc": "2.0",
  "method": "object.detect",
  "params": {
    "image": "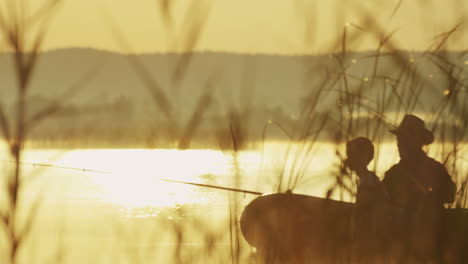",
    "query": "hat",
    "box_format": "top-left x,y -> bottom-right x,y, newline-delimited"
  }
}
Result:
390,114 -> 434,145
